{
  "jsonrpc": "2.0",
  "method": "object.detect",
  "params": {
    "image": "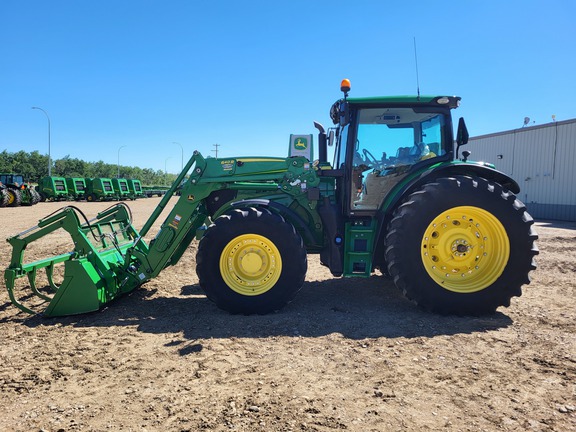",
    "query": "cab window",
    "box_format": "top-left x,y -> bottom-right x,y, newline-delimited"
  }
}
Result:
350,108 -> 446,211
